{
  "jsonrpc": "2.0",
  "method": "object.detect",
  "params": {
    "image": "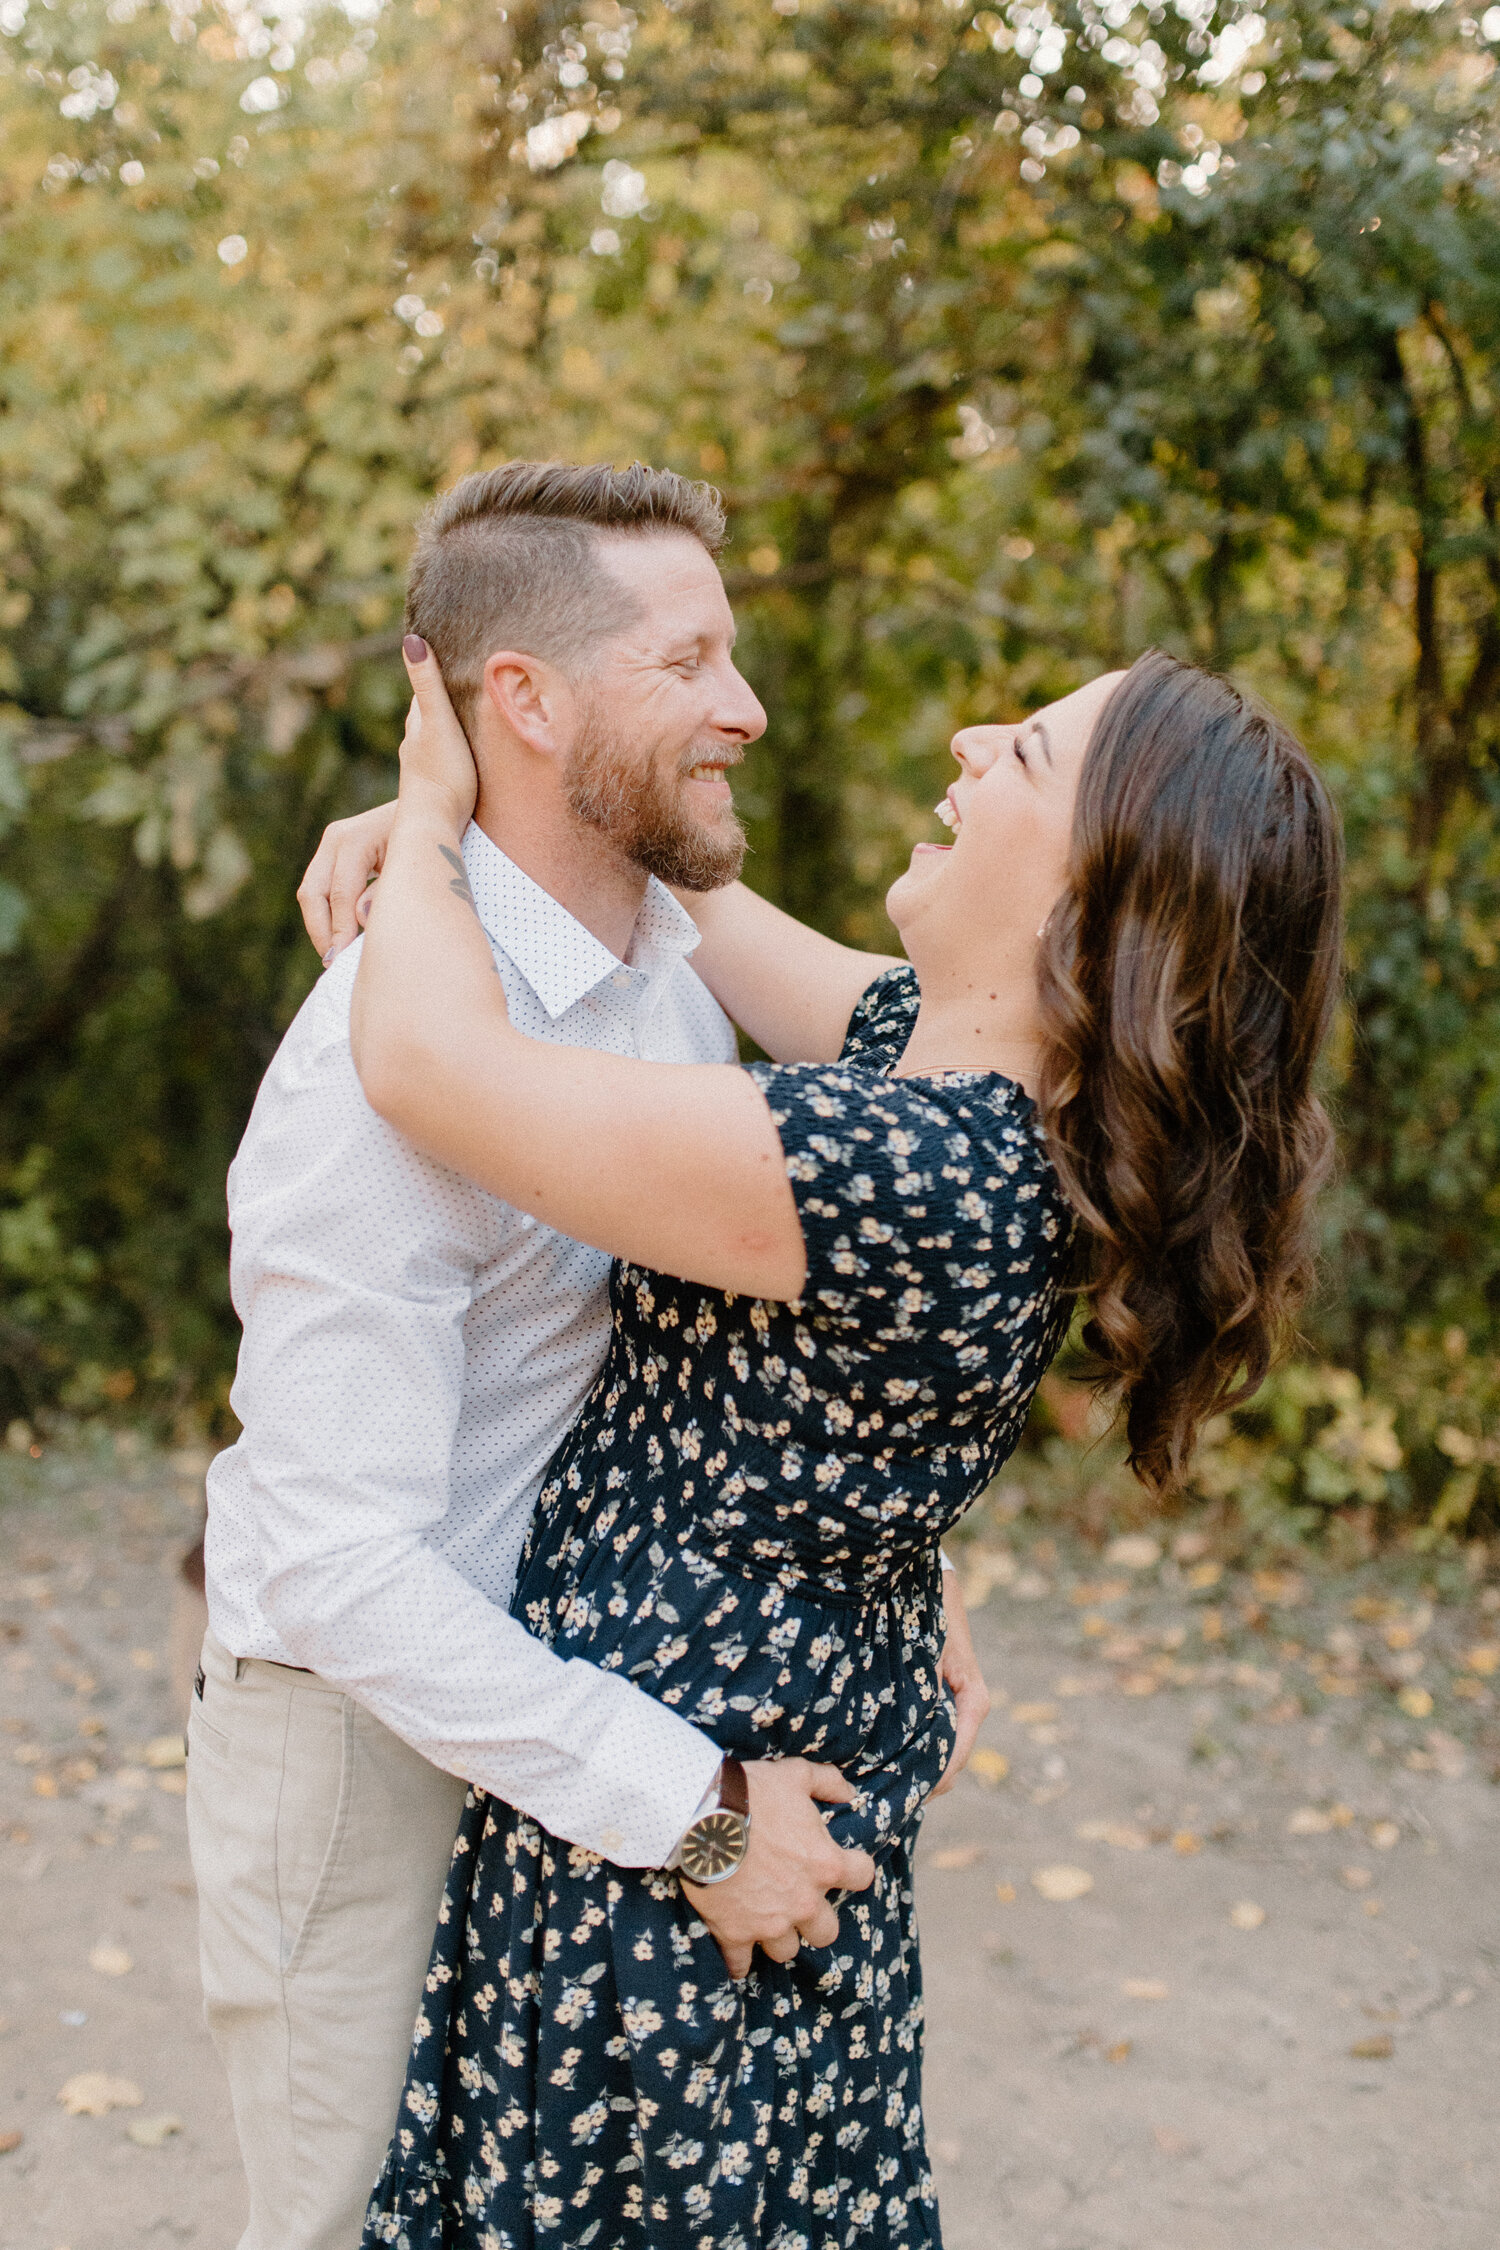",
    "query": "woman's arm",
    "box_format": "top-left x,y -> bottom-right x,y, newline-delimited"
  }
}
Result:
670,882 -> 903,1063
350,647 -> 808,1301
299,820 -> 902,1061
